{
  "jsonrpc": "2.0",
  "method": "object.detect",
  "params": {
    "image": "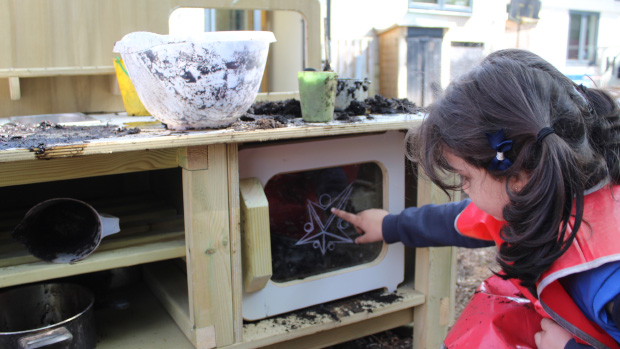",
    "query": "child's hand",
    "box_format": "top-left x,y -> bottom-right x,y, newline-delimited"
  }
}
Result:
534,318 -> 573,349
331,208 -> 388,243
